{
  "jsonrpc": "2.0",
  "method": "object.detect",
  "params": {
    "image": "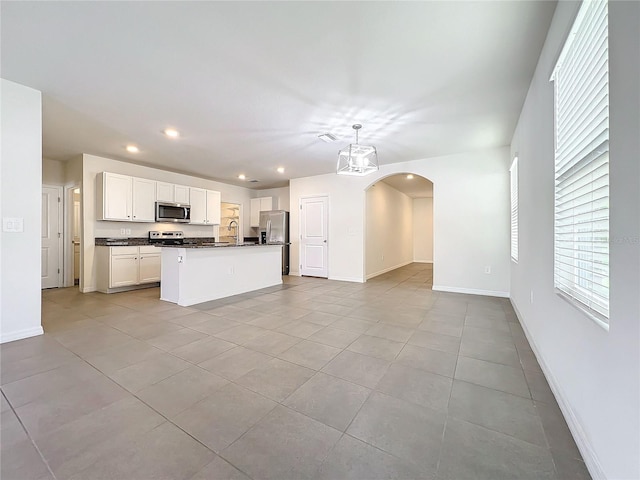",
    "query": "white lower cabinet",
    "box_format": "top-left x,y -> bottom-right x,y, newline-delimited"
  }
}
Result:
110,253 -> 139,287
138,248 -> 161,283
97,245 -> 161,293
